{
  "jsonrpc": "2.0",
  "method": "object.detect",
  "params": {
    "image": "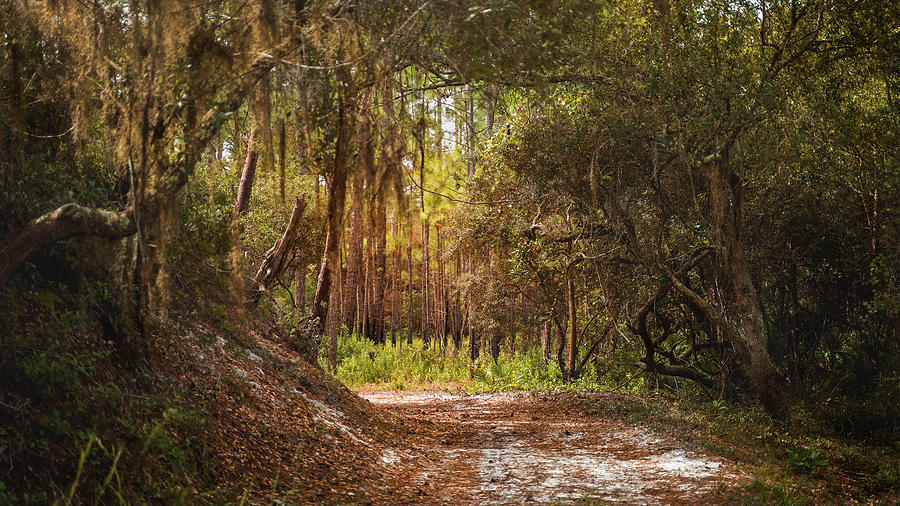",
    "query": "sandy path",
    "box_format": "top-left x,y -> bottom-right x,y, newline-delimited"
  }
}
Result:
361,389 -> 744,505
